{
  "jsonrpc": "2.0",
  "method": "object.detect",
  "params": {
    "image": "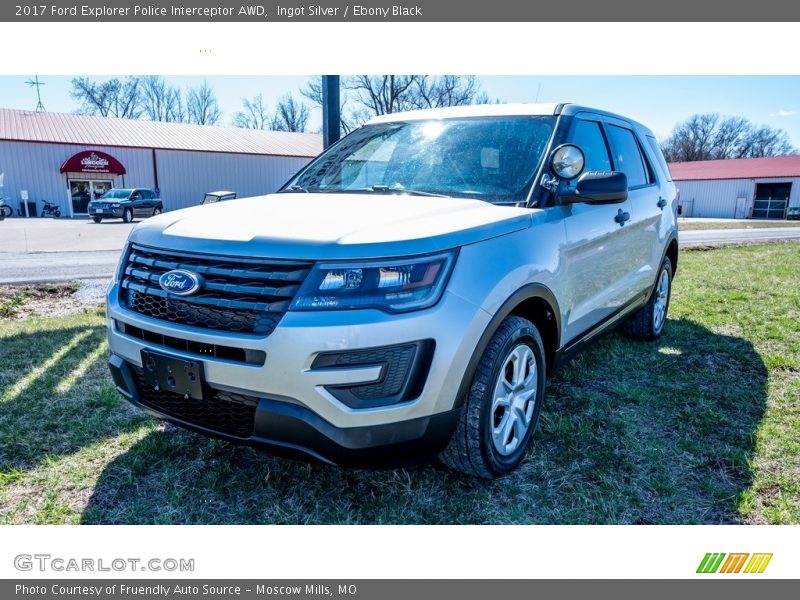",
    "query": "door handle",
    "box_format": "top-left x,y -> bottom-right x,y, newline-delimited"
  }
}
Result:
614,209 -> 630,225
657,197 -> 667,209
